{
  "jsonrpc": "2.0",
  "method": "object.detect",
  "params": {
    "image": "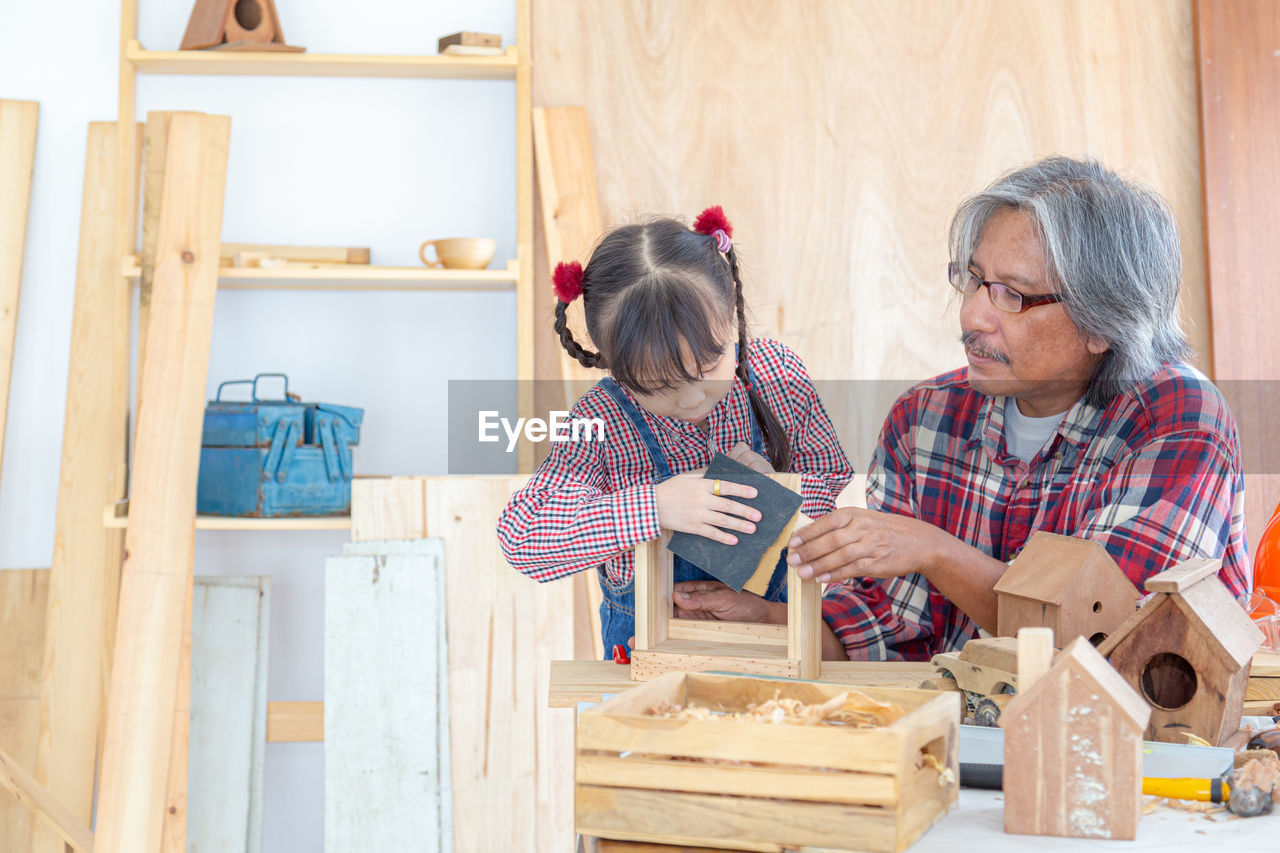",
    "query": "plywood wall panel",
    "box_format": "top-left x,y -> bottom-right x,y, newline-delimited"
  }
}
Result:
1196,0 -> 1280,541
533,1 -> 1207,464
